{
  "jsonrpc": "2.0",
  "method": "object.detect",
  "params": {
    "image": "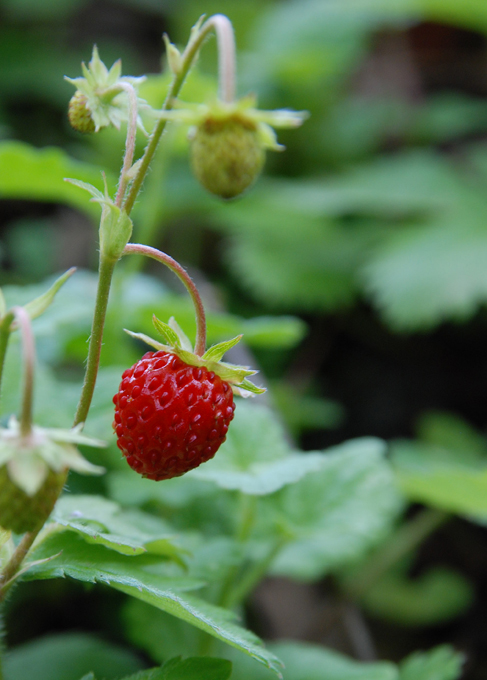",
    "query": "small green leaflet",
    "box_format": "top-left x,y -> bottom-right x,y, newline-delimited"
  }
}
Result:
64,178 -> 104,200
